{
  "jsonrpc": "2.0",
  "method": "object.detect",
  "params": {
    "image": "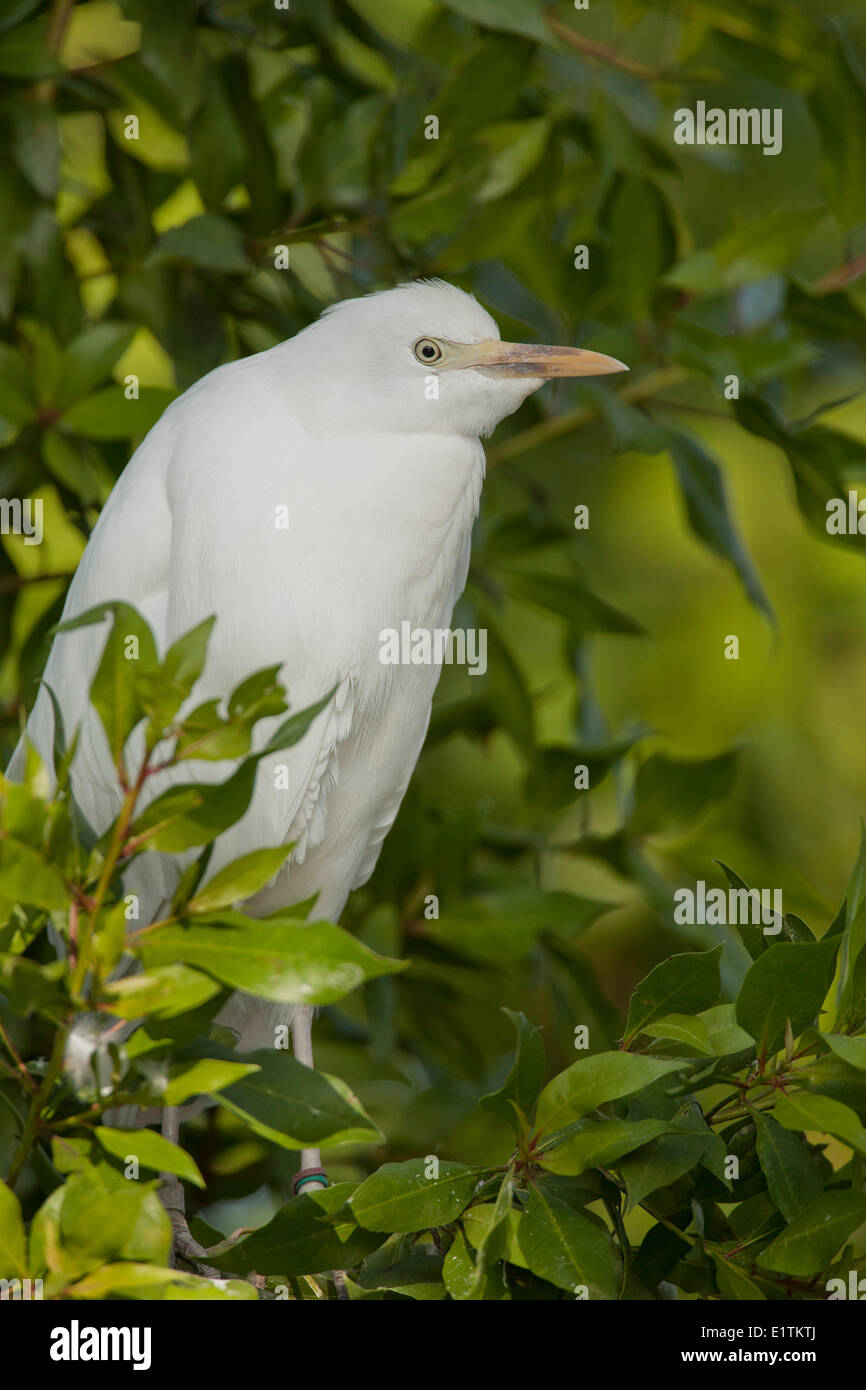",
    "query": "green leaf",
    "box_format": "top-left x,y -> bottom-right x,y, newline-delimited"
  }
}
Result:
619,1127 -> 708,1211
480,1008 -> 545,1134
357,1252 -> 446,1300
518,1187 -> 617,1298
262,689 -> 337,754
539,1118 -> 669,1177
349,1160 -> 481,1233
608,177 -> 668,322
95,1126 -> 205,1188
425,889 -> 607,964
624,946 -> 723,1041
172,663 -> 287,763
837,823 -> 866,1025
667,431 -> 774,622
503,569 -> 644,637
146,214 -> 251,274
712,1255 -> 766,1301
0,955 -> 67,1018
54,602 -> 159,766
733,395 -> 866,544
62,387 -> 177,440
42,431 -> 114,505
0,342 -> 36,430
667,208 -> 824,293
443,1226 -> 479,1299
754,1112 -> 822,1221
773,1090 -> 866,1157
462,1202 -> 527,1264
823,1033 -> 866,1071
736,937 -> 840,1055
641,1013 -> 713,1054
656,999 -> 755,1057
536,1053 -> 684,1137
142,913 -> 405,1005
0,836 -> 68,912
467,1172 -> 514,1288
0,1180 -> 27,1279
758,1191 -> 866,1276
436,0 -> 551,42
0,19 -> 62,78
65,1263 -> 257,1300
215,1049 -> 381,1150
162,1057 -> 260,1106
138,616 -> 217,738
630,751 -> 740,835
187,847 -> 292,913
133,692 -> 334,852
29,1164 -> 171,1281
209,1183 -> 381,1275
131,765 -> 259,852
475,118 -> 550,202
838,950 -> 866,1033
103,963 -> 220,1020
717,861 -> 768,960
56,322 -> 137,407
